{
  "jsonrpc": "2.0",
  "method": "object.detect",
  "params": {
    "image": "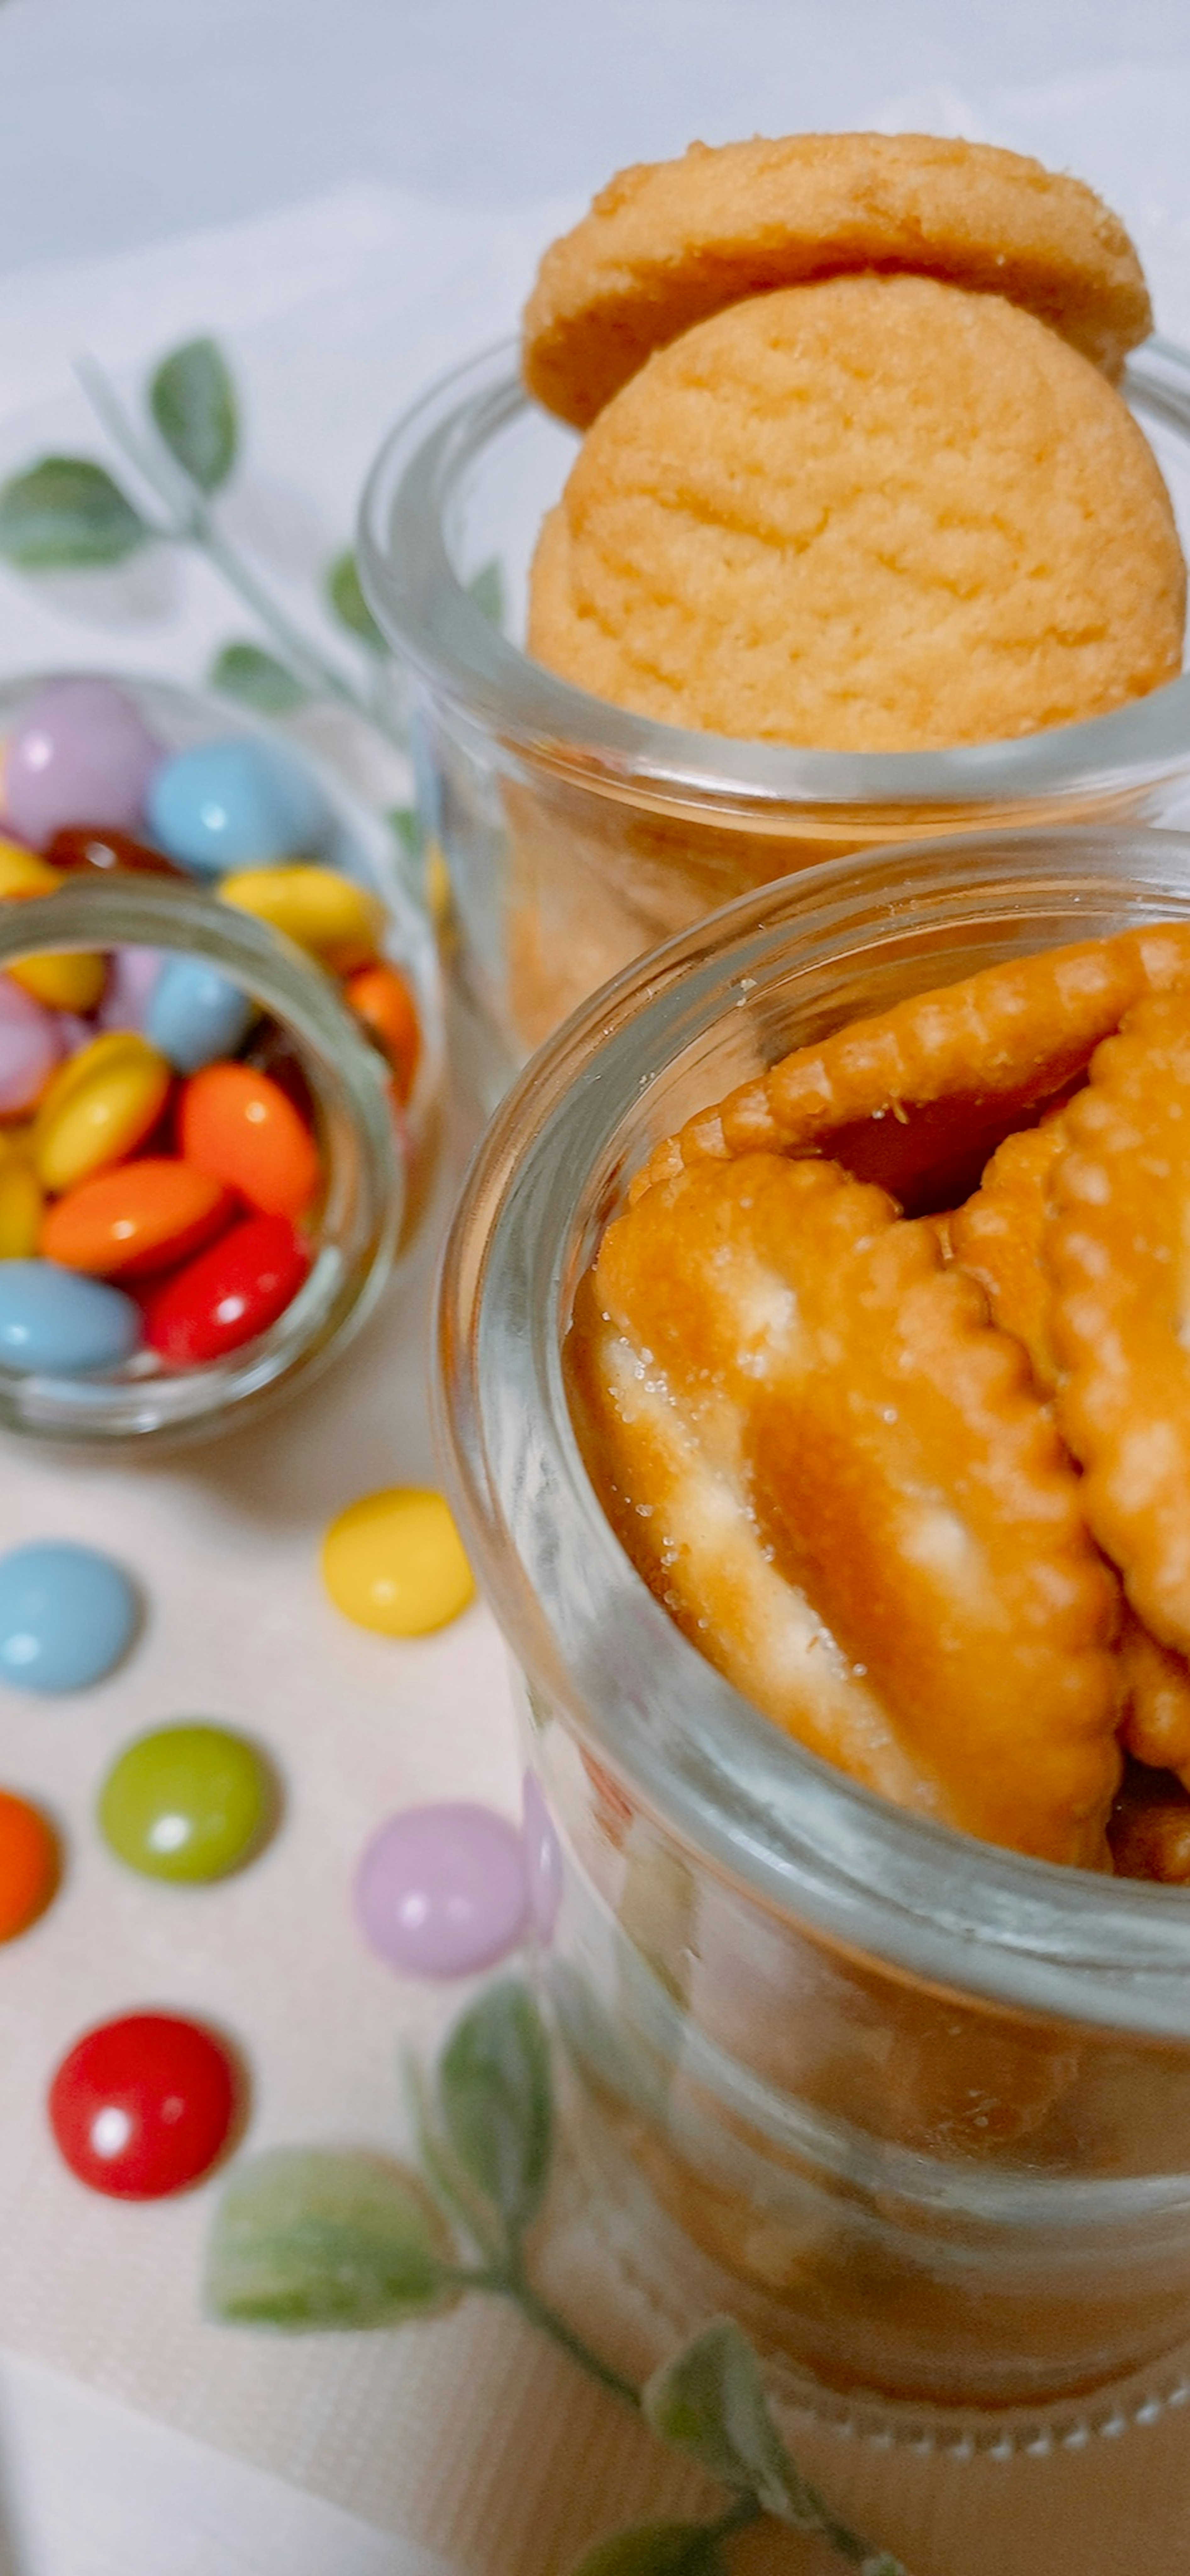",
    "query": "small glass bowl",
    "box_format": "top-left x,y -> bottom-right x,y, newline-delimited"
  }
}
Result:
438,824 -> 1190,2437
361,333 -> 1190,1104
